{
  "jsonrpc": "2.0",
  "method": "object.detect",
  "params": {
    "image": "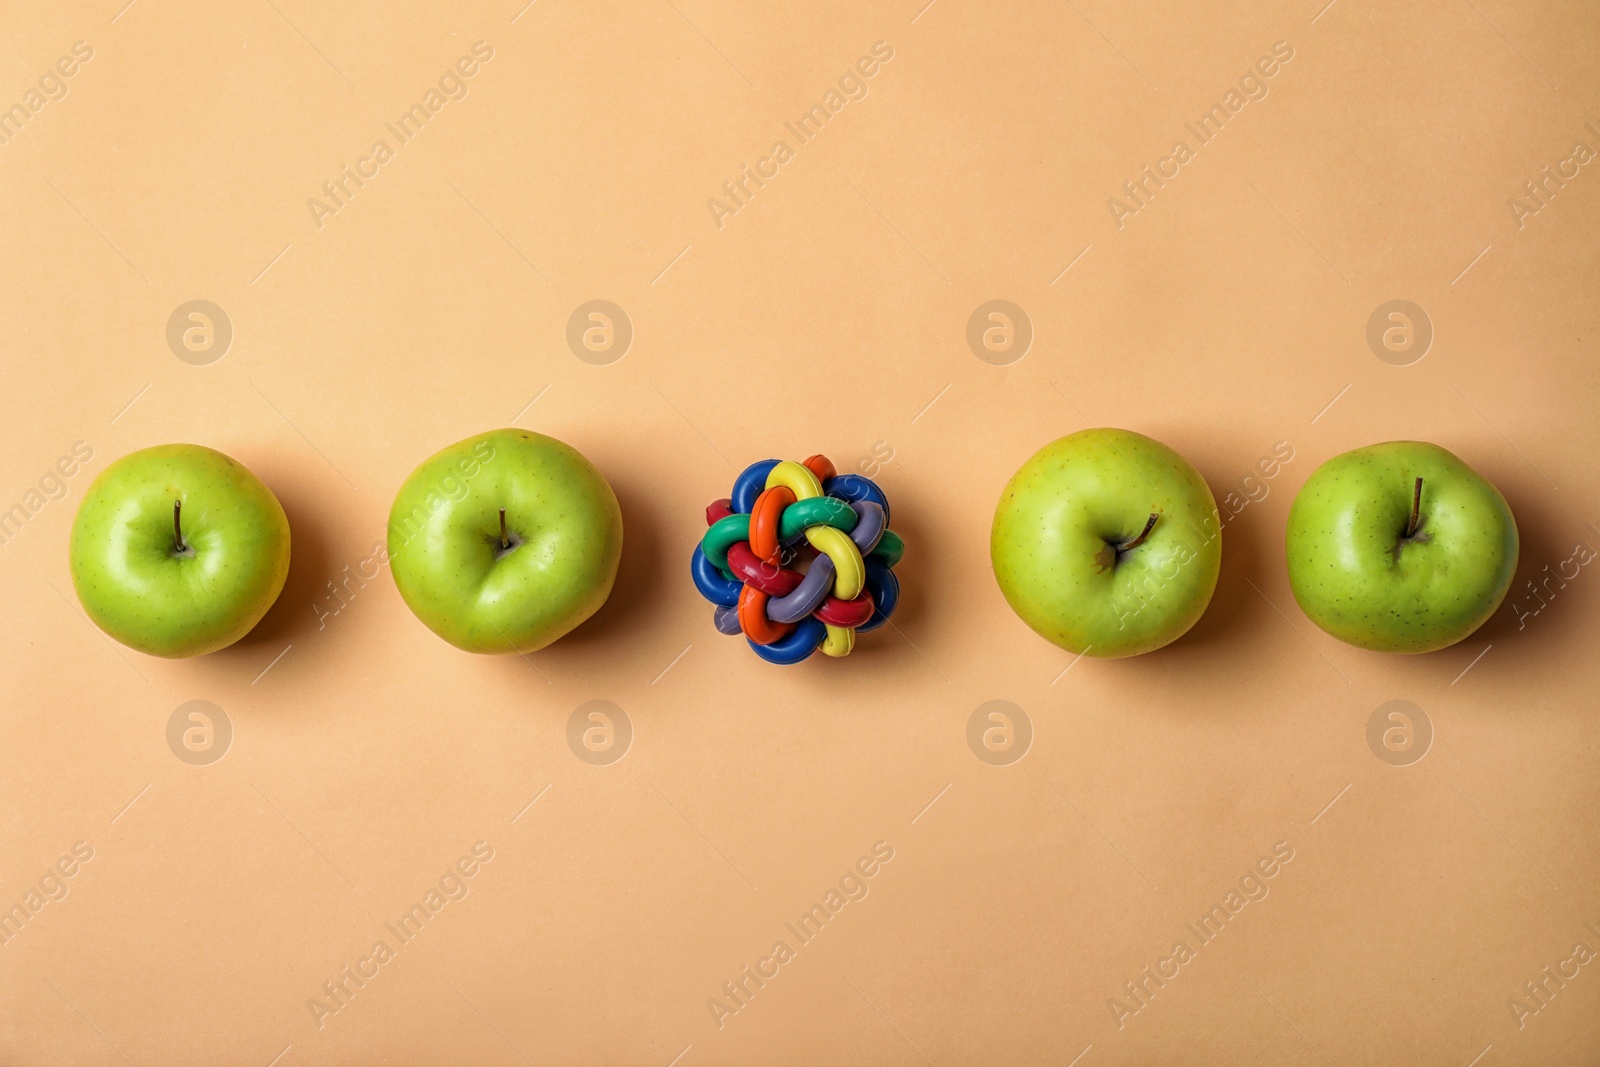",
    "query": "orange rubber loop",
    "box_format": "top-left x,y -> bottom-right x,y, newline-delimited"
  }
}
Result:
738,584 -> 793,645
749,486 -> 795,566
803,454 -> 837,483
